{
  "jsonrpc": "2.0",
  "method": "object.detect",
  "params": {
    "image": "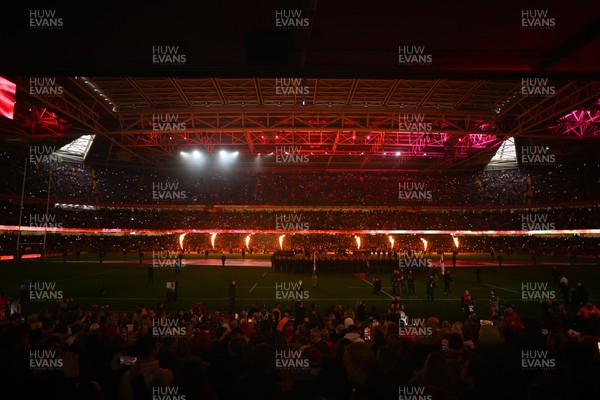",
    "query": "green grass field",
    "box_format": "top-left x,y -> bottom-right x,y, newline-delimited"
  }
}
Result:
2,252 -> 599,322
